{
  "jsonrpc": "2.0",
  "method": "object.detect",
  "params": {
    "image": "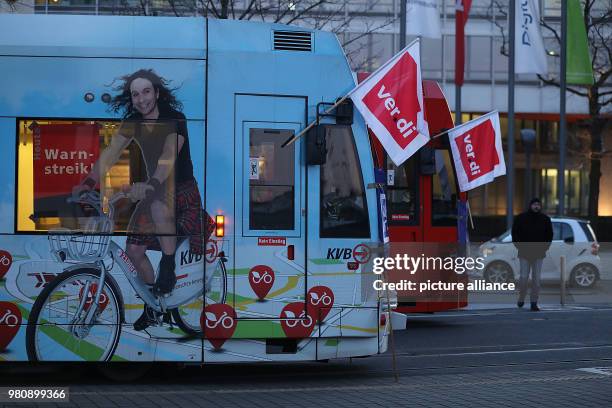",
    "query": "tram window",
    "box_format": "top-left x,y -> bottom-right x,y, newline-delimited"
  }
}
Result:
386,156 -> 418,224
249,128 -> 295,231
16,119 -> 184,233
432,150 -> 458,226
320,126 -> 370,238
